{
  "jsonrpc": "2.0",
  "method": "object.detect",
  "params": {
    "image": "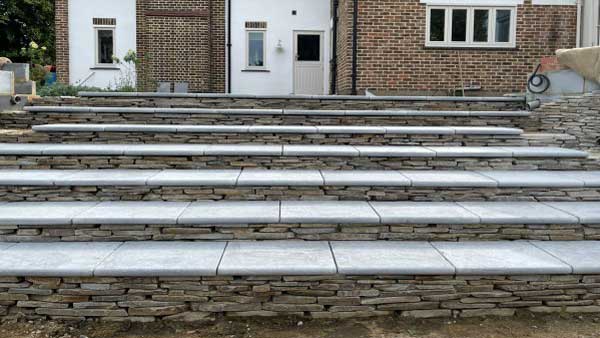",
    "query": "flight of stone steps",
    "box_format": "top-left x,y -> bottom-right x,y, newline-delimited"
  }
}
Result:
0,92 -> 597,321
